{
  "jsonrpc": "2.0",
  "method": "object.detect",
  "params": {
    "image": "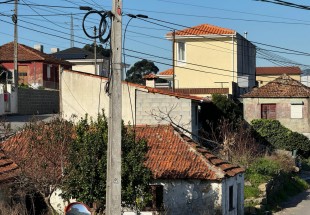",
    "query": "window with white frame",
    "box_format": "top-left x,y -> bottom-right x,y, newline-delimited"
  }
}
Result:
177,42 -> 185,63
291,102 -> 303,119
